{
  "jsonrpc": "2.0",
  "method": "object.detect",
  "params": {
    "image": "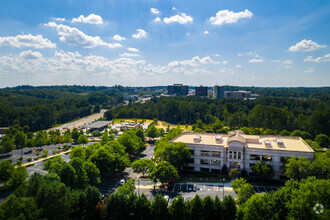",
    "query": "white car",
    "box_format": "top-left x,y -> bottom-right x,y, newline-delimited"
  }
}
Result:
120,179 -> 125,185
